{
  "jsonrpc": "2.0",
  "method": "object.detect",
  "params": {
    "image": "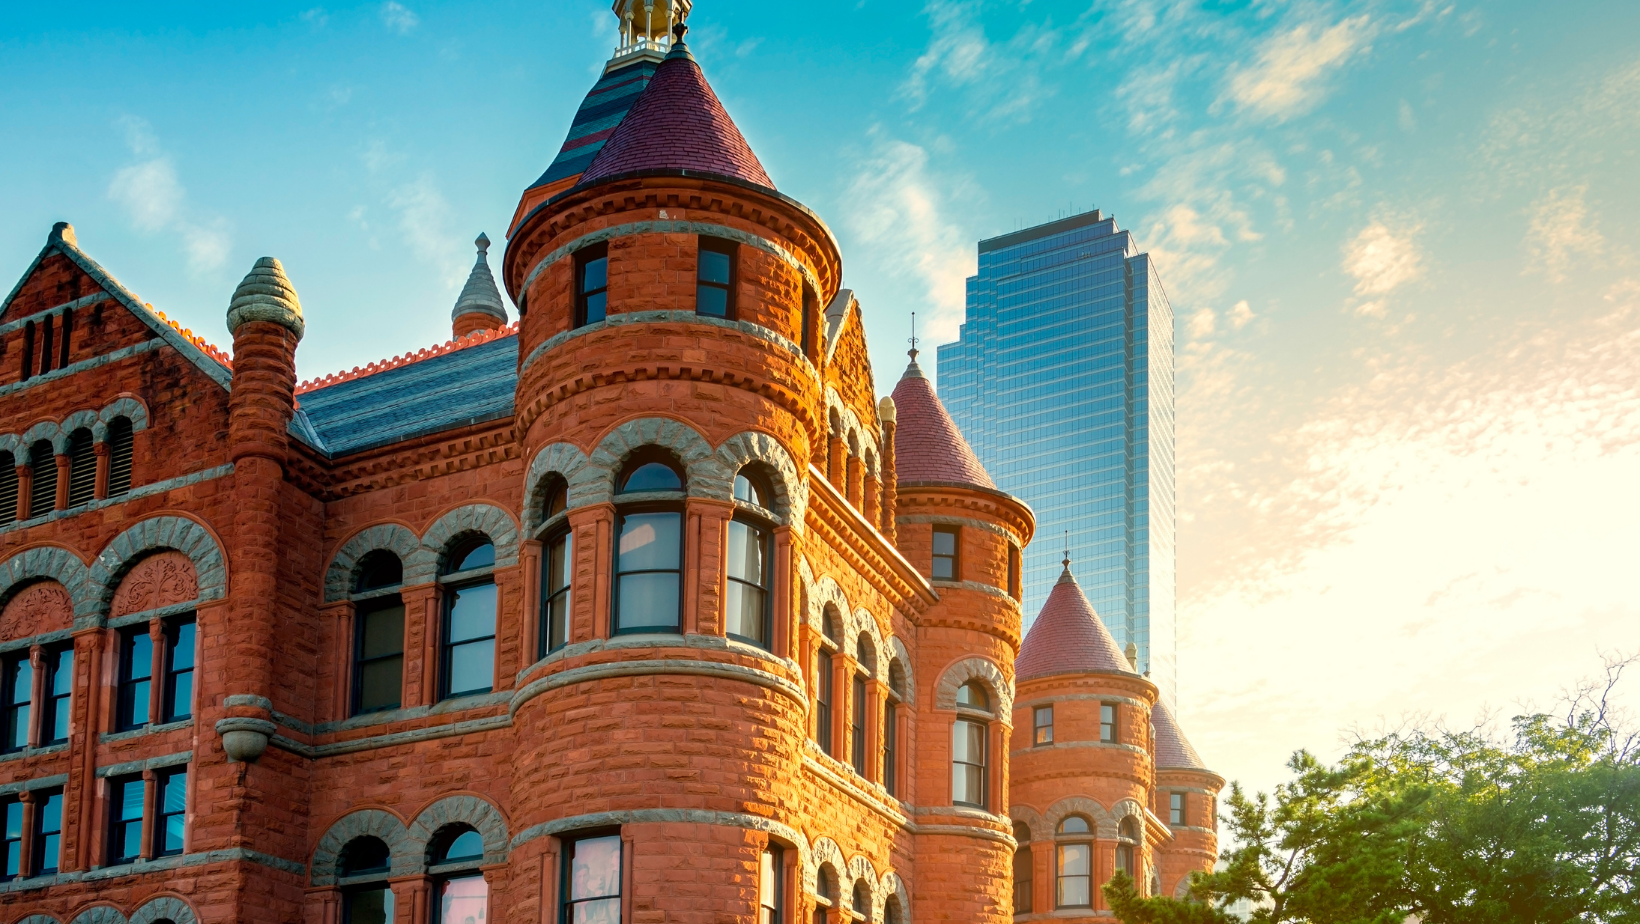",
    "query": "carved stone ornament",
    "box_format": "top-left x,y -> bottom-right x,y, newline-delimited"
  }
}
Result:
215,717 -> 276,762
111,551 -> 200,617
0,581 -> 74,642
